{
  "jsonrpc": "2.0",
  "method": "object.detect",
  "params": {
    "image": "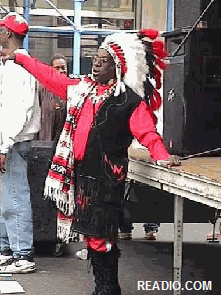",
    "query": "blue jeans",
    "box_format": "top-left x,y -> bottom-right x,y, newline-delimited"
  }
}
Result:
0,141 -> 34,258
143,223 -> 160,233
